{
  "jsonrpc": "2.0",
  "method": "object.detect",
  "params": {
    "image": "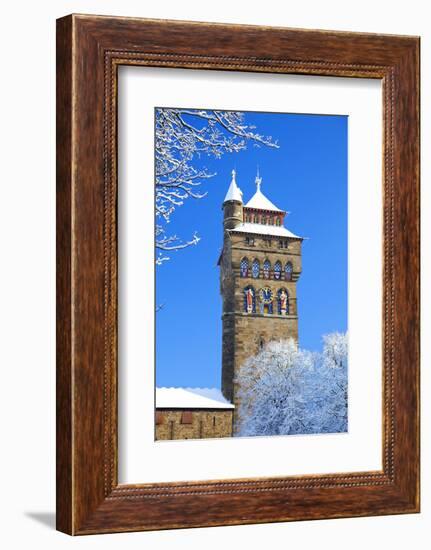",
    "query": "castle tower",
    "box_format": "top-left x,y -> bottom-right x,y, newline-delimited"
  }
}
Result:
219,170 -> 303,422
